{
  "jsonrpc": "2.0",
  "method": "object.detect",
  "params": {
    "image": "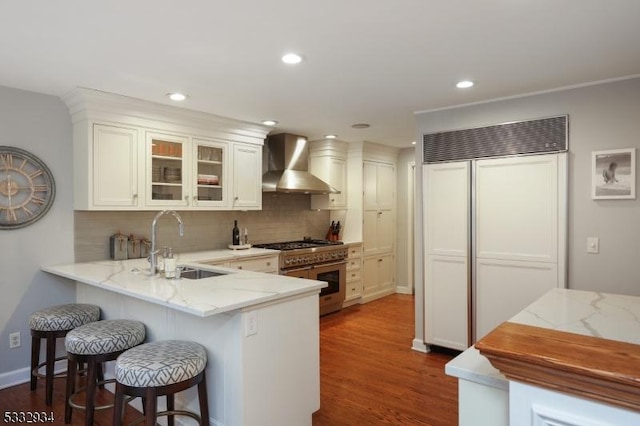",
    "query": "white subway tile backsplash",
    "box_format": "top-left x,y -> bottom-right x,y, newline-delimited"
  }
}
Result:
74,194 -> 330,262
